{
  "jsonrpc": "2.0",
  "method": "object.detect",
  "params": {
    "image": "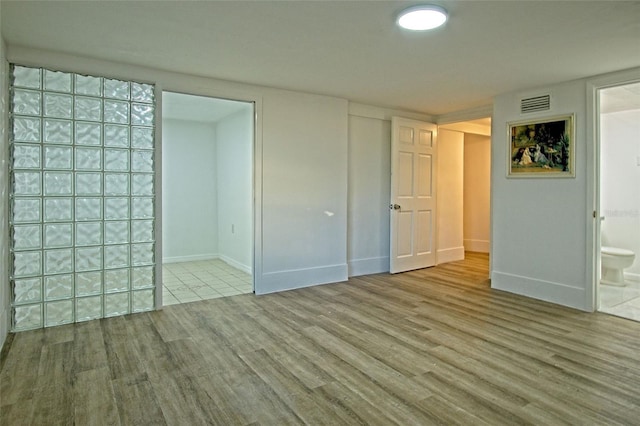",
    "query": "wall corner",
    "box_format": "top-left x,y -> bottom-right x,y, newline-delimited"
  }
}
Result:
0,25 -> 11,349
